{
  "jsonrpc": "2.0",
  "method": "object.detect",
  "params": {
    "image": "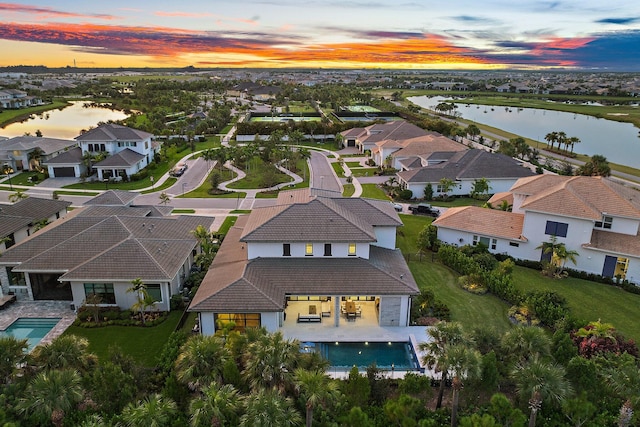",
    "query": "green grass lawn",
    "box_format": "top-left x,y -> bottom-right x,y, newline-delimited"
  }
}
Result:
345,161 -> 361,168
511,266 -> 640,342
0,101 -> 70,127
342,184 -> 355,197
349,167 -> 378,177
360,184 -> 389,200
429,197 -> 487,208
331,162 -> 345,178
217,216 -> 238,234
397,214 -> 512,333
64,311 -> 182,366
